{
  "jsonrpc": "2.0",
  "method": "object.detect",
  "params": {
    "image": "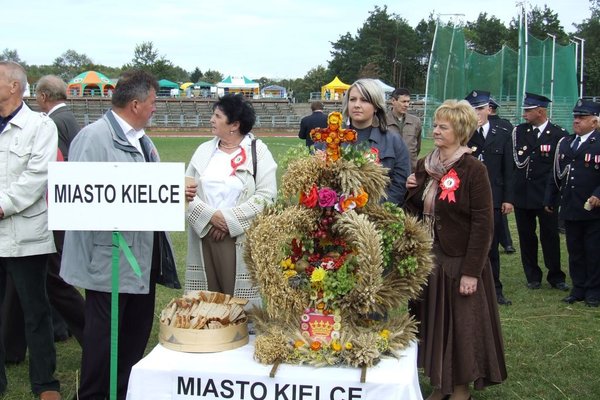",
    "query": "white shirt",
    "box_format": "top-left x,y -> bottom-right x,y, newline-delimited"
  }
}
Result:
533,120 -> 549,138
200,138 -> 250,208
575,130 -> 594,148
47,102 -> 66,116
481,121 -> 490,139
111,110 -> 145,158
